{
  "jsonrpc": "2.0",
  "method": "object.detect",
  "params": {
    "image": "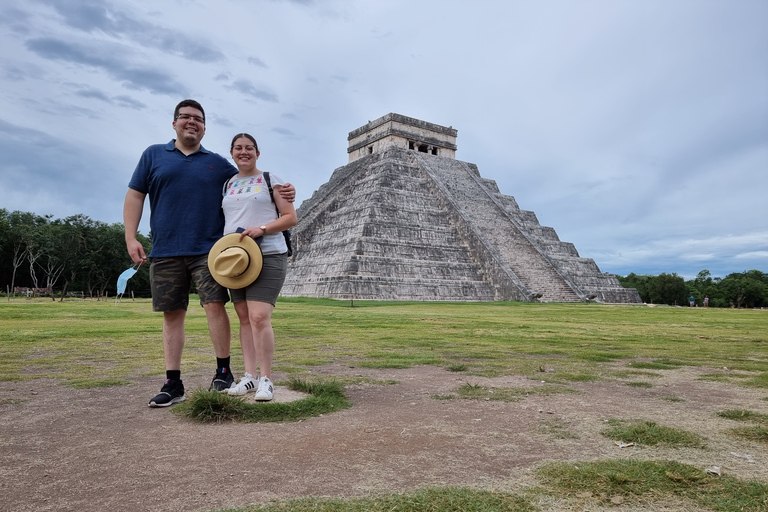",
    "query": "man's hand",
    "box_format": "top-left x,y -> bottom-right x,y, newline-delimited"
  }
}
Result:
126,238 -> 147,265
279,183 -> 296,202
